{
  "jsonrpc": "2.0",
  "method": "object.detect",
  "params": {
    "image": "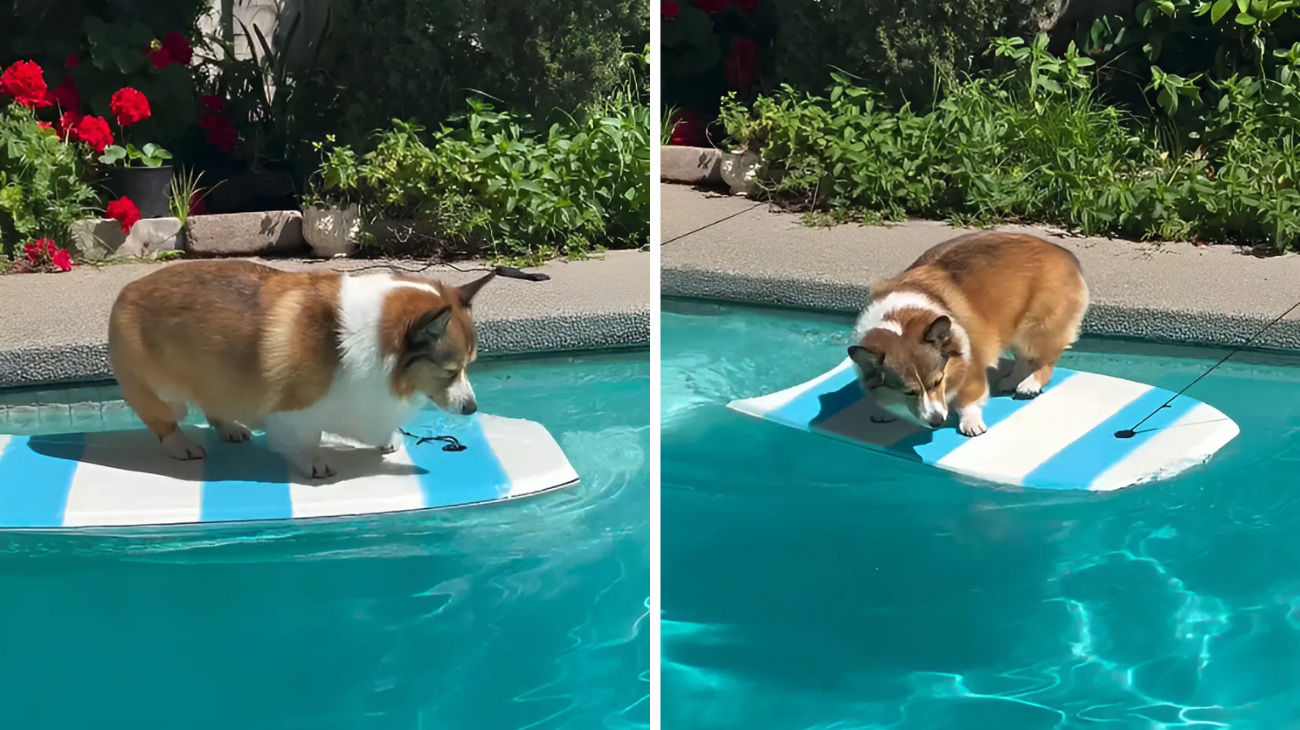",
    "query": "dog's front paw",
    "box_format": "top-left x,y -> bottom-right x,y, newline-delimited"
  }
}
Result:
308,457 -> 337,479
957,406 -> 988,437
287,453 -> 336,480
215,421 -> 252,443
378,431 -> 403,455
1013,375 -> 1043,400
161,430 -> 206,460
